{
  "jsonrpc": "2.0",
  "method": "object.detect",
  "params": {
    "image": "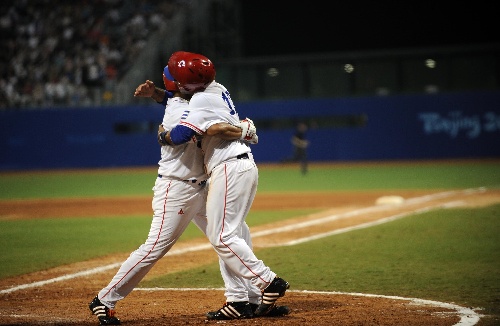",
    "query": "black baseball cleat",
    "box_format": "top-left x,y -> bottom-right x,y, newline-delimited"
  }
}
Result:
250,303 -> 291,317
89,296 -> 121,325
254,277 -> 290,316
206,301 -> 254,320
